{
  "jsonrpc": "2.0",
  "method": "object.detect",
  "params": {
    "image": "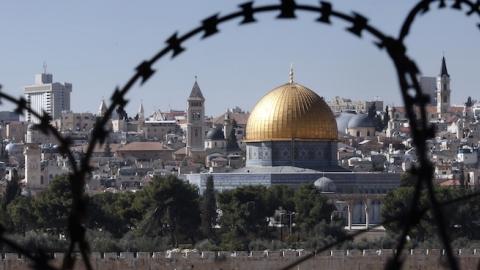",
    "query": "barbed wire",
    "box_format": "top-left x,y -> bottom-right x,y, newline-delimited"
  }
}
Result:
0,0 -> 479,269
